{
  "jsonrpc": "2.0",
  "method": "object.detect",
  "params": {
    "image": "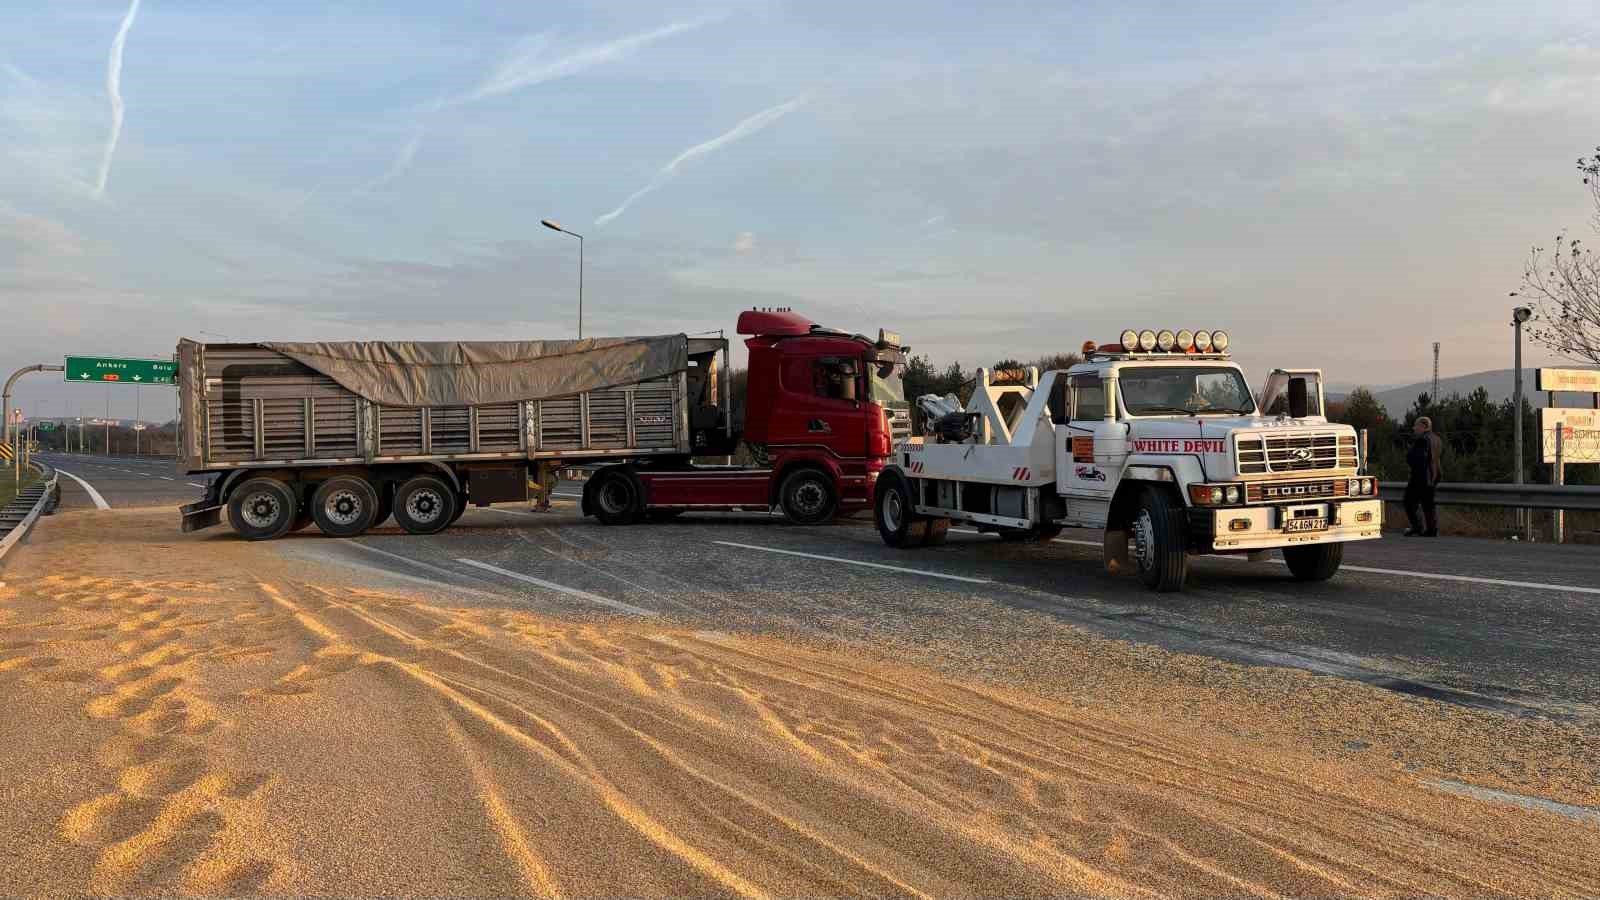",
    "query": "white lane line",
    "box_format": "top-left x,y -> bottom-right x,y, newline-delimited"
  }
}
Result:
307,542 -> 515,603
553,492 -> 582,499
713,540 -> 993,584
187,482 -> 206,488
456,558 -> 656,616
159,476 -> 175,481
52,468 -> 111,510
